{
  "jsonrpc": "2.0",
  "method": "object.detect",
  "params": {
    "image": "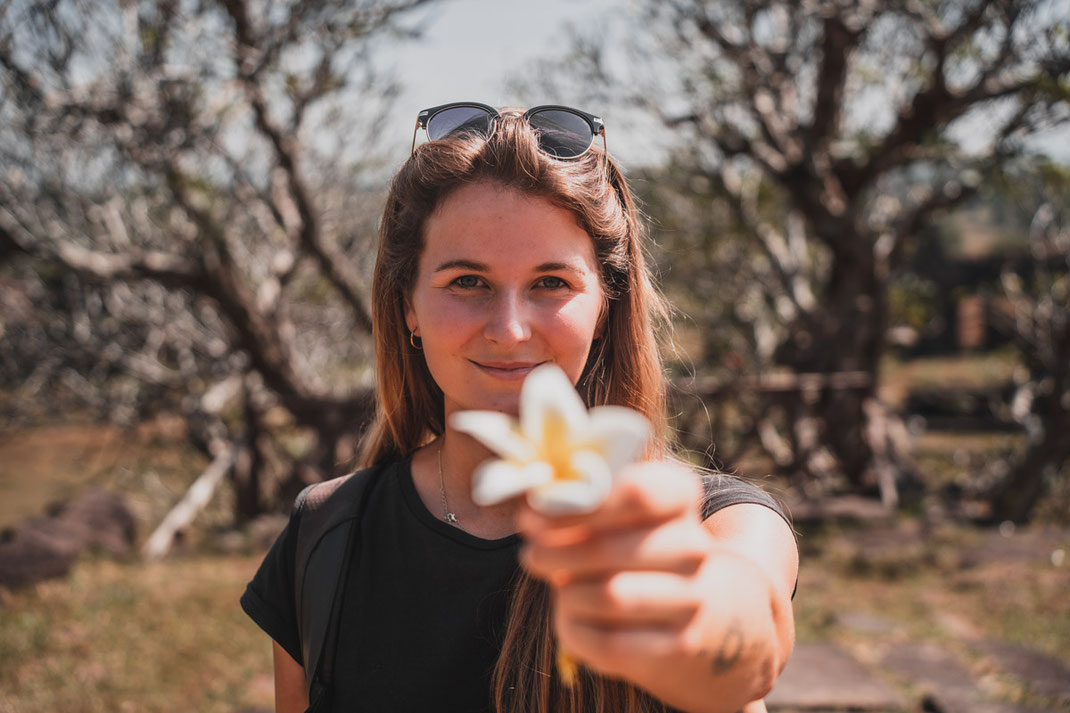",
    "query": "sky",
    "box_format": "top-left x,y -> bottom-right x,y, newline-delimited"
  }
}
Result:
394,0 -> 615,108
373,0 -> 1069,166
379,0 -> 629,157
